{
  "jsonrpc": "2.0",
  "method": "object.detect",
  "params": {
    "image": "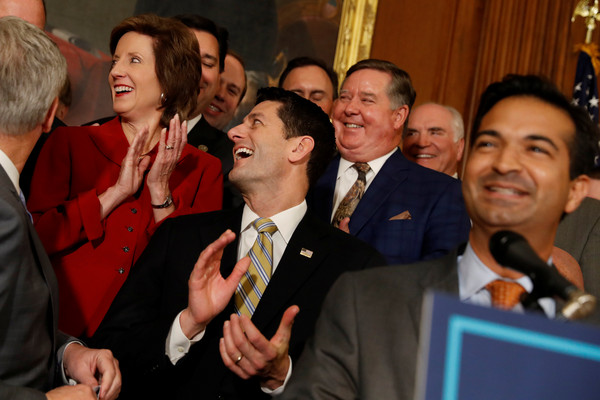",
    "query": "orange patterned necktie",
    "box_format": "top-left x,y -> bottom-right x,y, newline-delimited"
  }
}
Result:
486,280 -> 526,310
332,162 -> 371,228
